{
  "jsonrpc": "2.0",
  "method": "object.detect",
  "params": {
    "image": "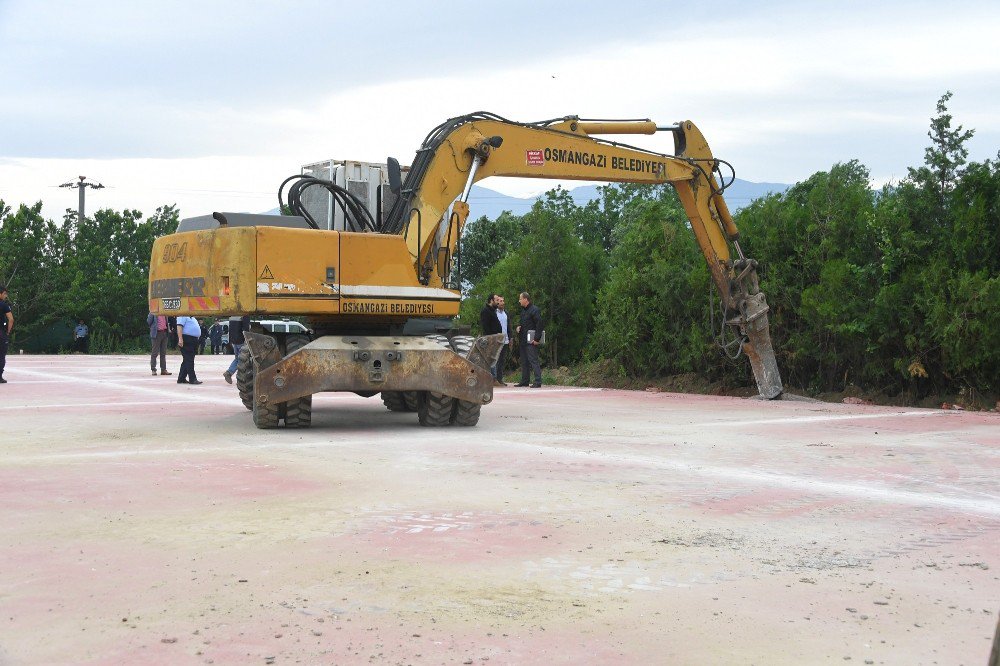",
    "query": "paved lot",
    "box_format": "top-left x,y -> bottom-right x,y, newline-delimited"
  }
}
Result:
1,354 -> 998,665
